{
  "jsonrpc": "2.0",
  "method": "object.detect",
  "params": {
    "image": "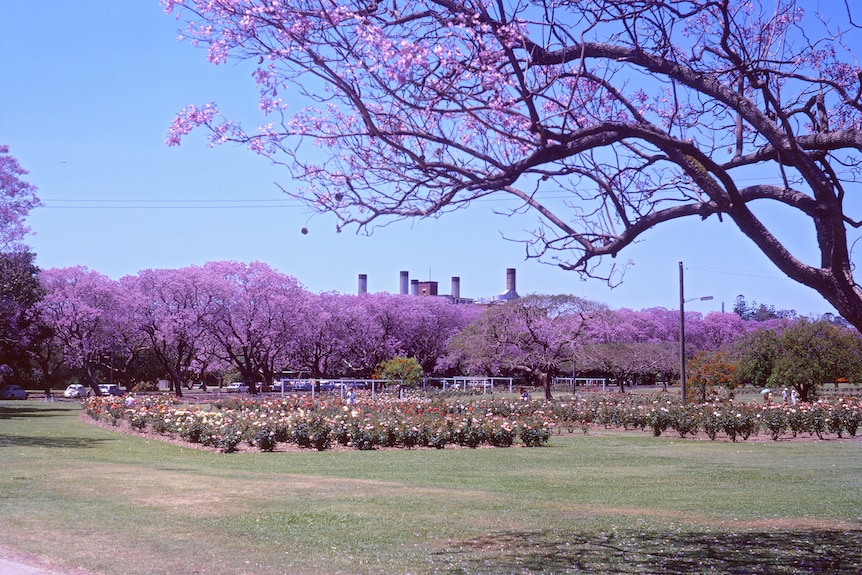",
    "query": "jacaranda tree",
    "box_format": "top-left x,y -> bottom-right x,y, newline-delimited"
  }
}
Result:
445,295 -> 603,399
0,251 -> 46,379
202,261 -> 308,393
0,147 -> 43,382
38,268 -> 129,395
125,266 -> 224,397
163,1 -> 862,330
0,145 -> 41,251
